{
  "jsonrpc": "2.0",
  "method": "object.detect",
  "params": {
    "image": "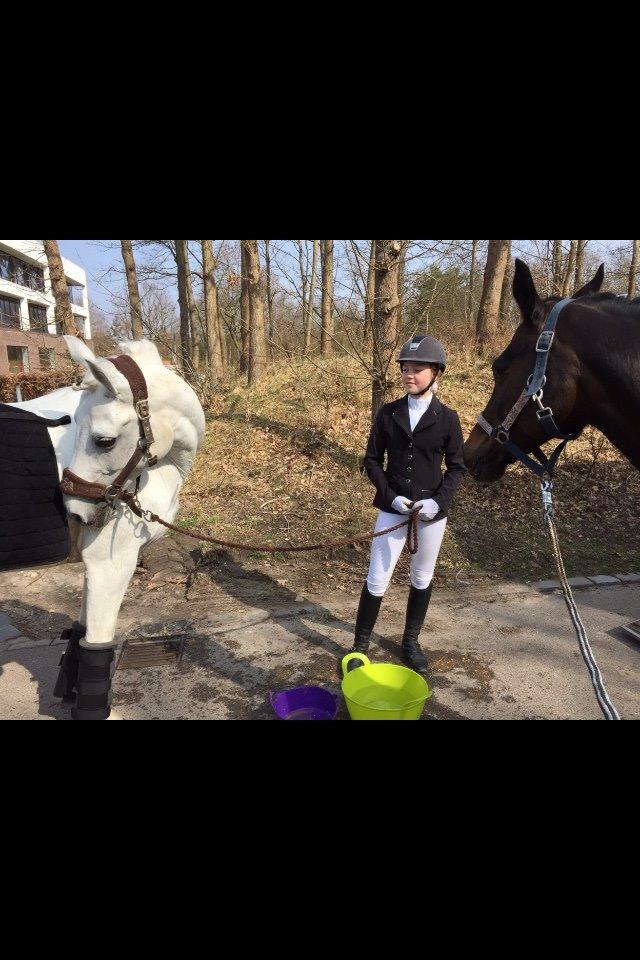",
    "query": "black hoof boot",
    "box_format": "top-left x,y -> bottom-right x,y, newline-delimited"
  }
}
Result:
402,585 -> 433,676
71,646 -> 115,721
53,622 -> 86,701
346,584 -> 383,672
